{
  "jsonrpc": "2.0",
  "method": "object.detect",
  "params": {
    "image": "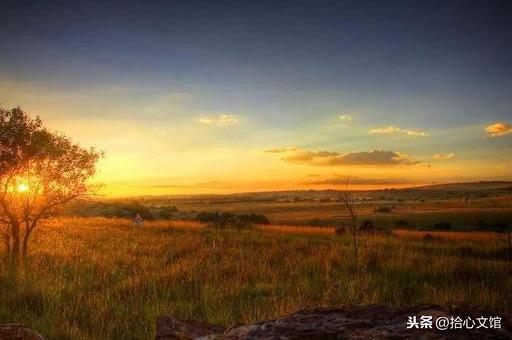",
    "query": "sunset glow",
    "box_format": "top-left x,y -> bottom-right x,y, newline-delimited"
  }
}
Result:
1,1 -> 511,197
16,183 -> 29,193
1,2 -> 511,338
